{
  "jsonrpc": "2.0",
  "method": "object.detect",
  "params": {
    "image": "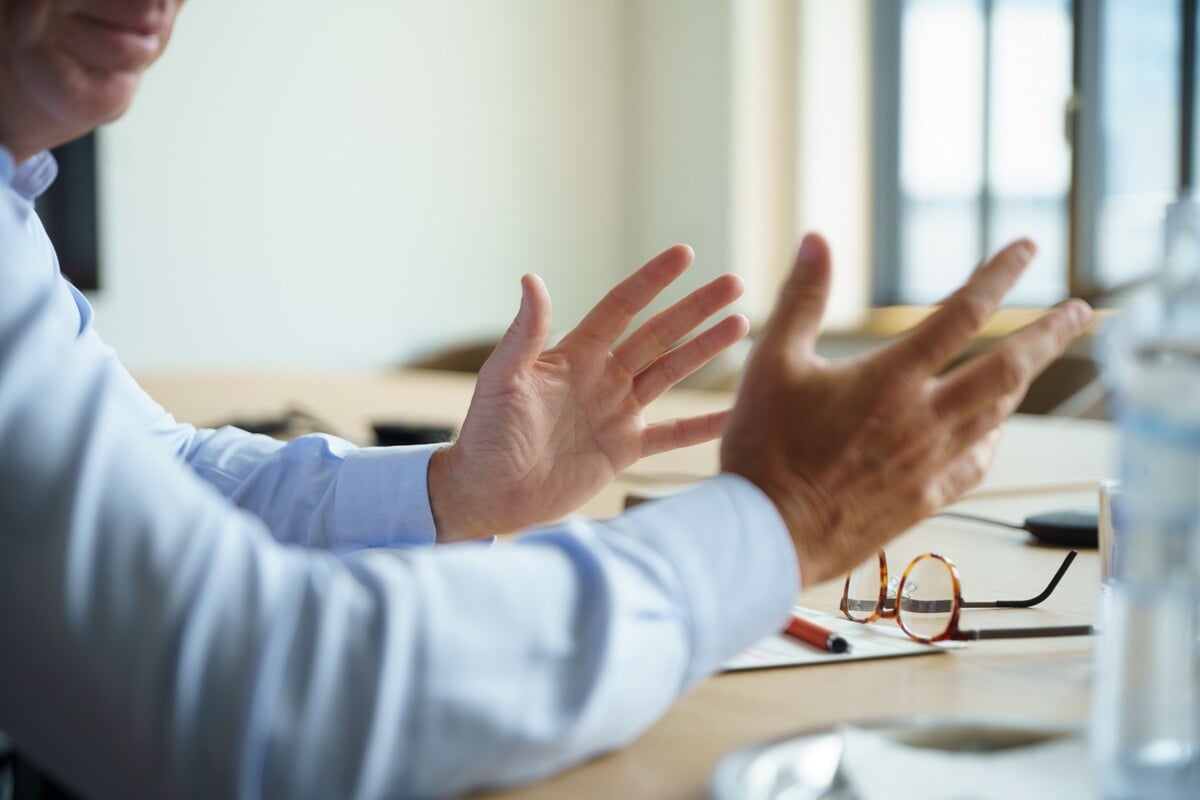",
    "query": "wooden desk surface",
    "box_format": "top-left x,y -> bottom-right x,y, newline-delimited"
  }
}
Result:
136,369 -> 1118,799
